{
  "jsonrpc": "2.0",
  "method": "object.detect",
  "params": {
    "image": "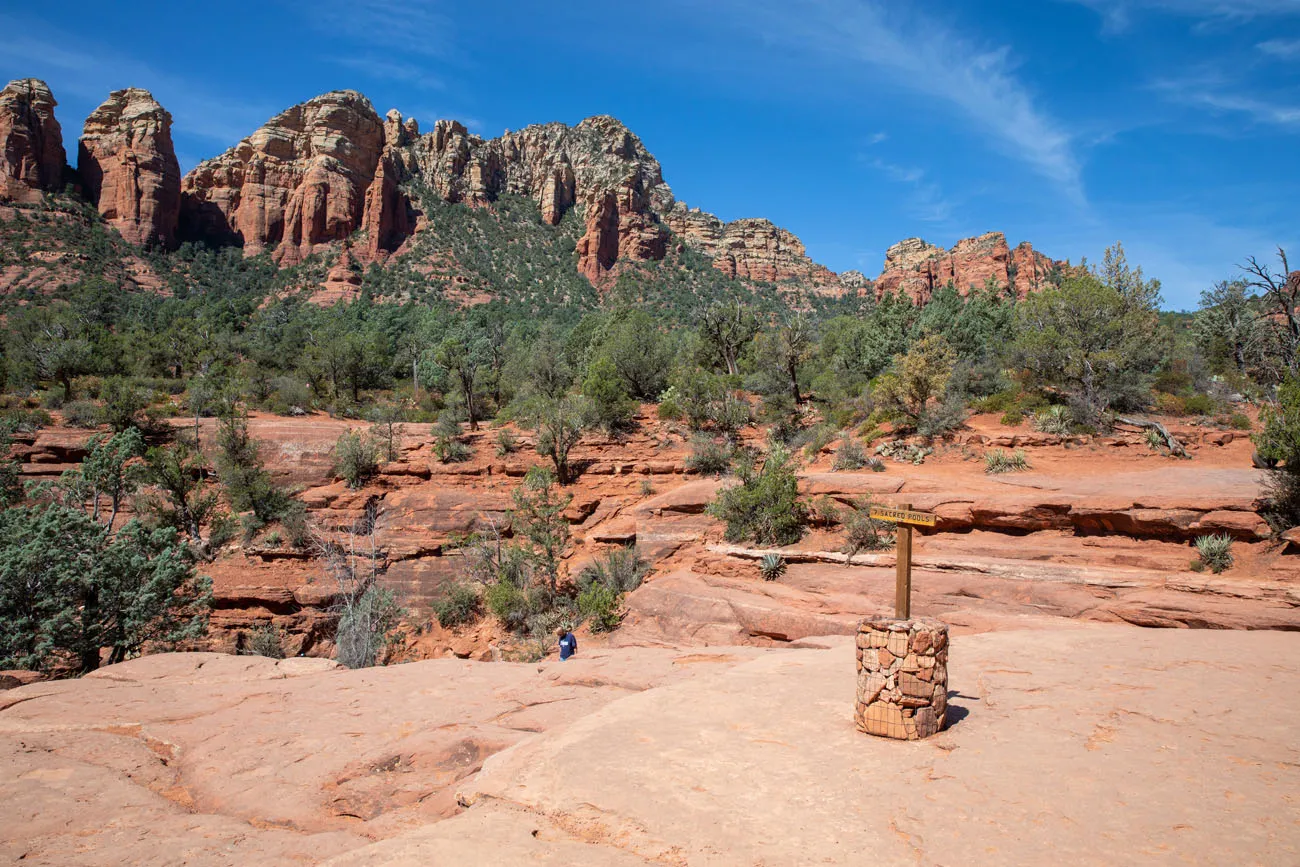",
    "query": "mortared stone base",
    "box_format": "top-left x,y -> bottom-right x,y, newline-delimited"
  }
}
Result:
854,616 -> 948,740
